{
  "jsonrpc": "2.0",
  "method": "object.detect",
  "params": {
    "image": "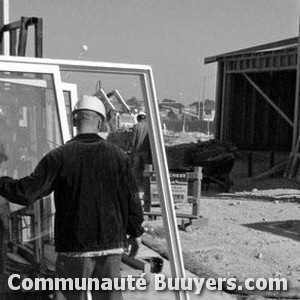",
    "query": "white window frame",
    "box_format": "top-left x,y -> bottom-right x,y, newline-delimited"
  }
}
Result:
0,55 -> 189,300
62,82 -> 78,136
0,61 -> 70,143
62,82 -> 78,111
